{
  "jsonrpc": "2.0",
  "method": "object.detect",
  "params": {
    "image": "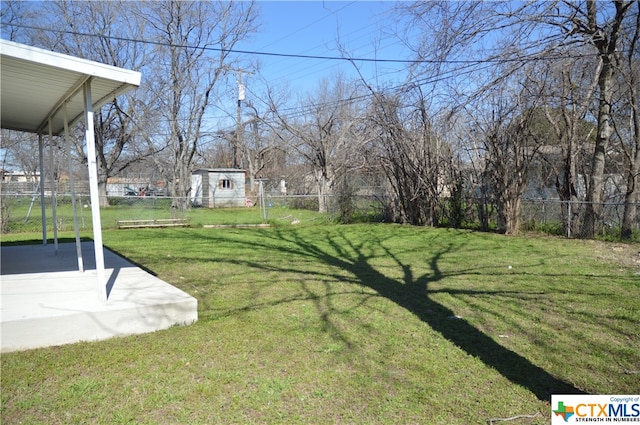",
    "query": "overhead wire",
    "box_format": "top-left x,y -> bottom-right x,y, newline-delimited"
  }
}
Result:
4,16 -> 636,130
266,32 -> 409,88
253,2 -> 395,84
244,58 -> 501,125
4,22 -> 604,65
254,1 -> 357,51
